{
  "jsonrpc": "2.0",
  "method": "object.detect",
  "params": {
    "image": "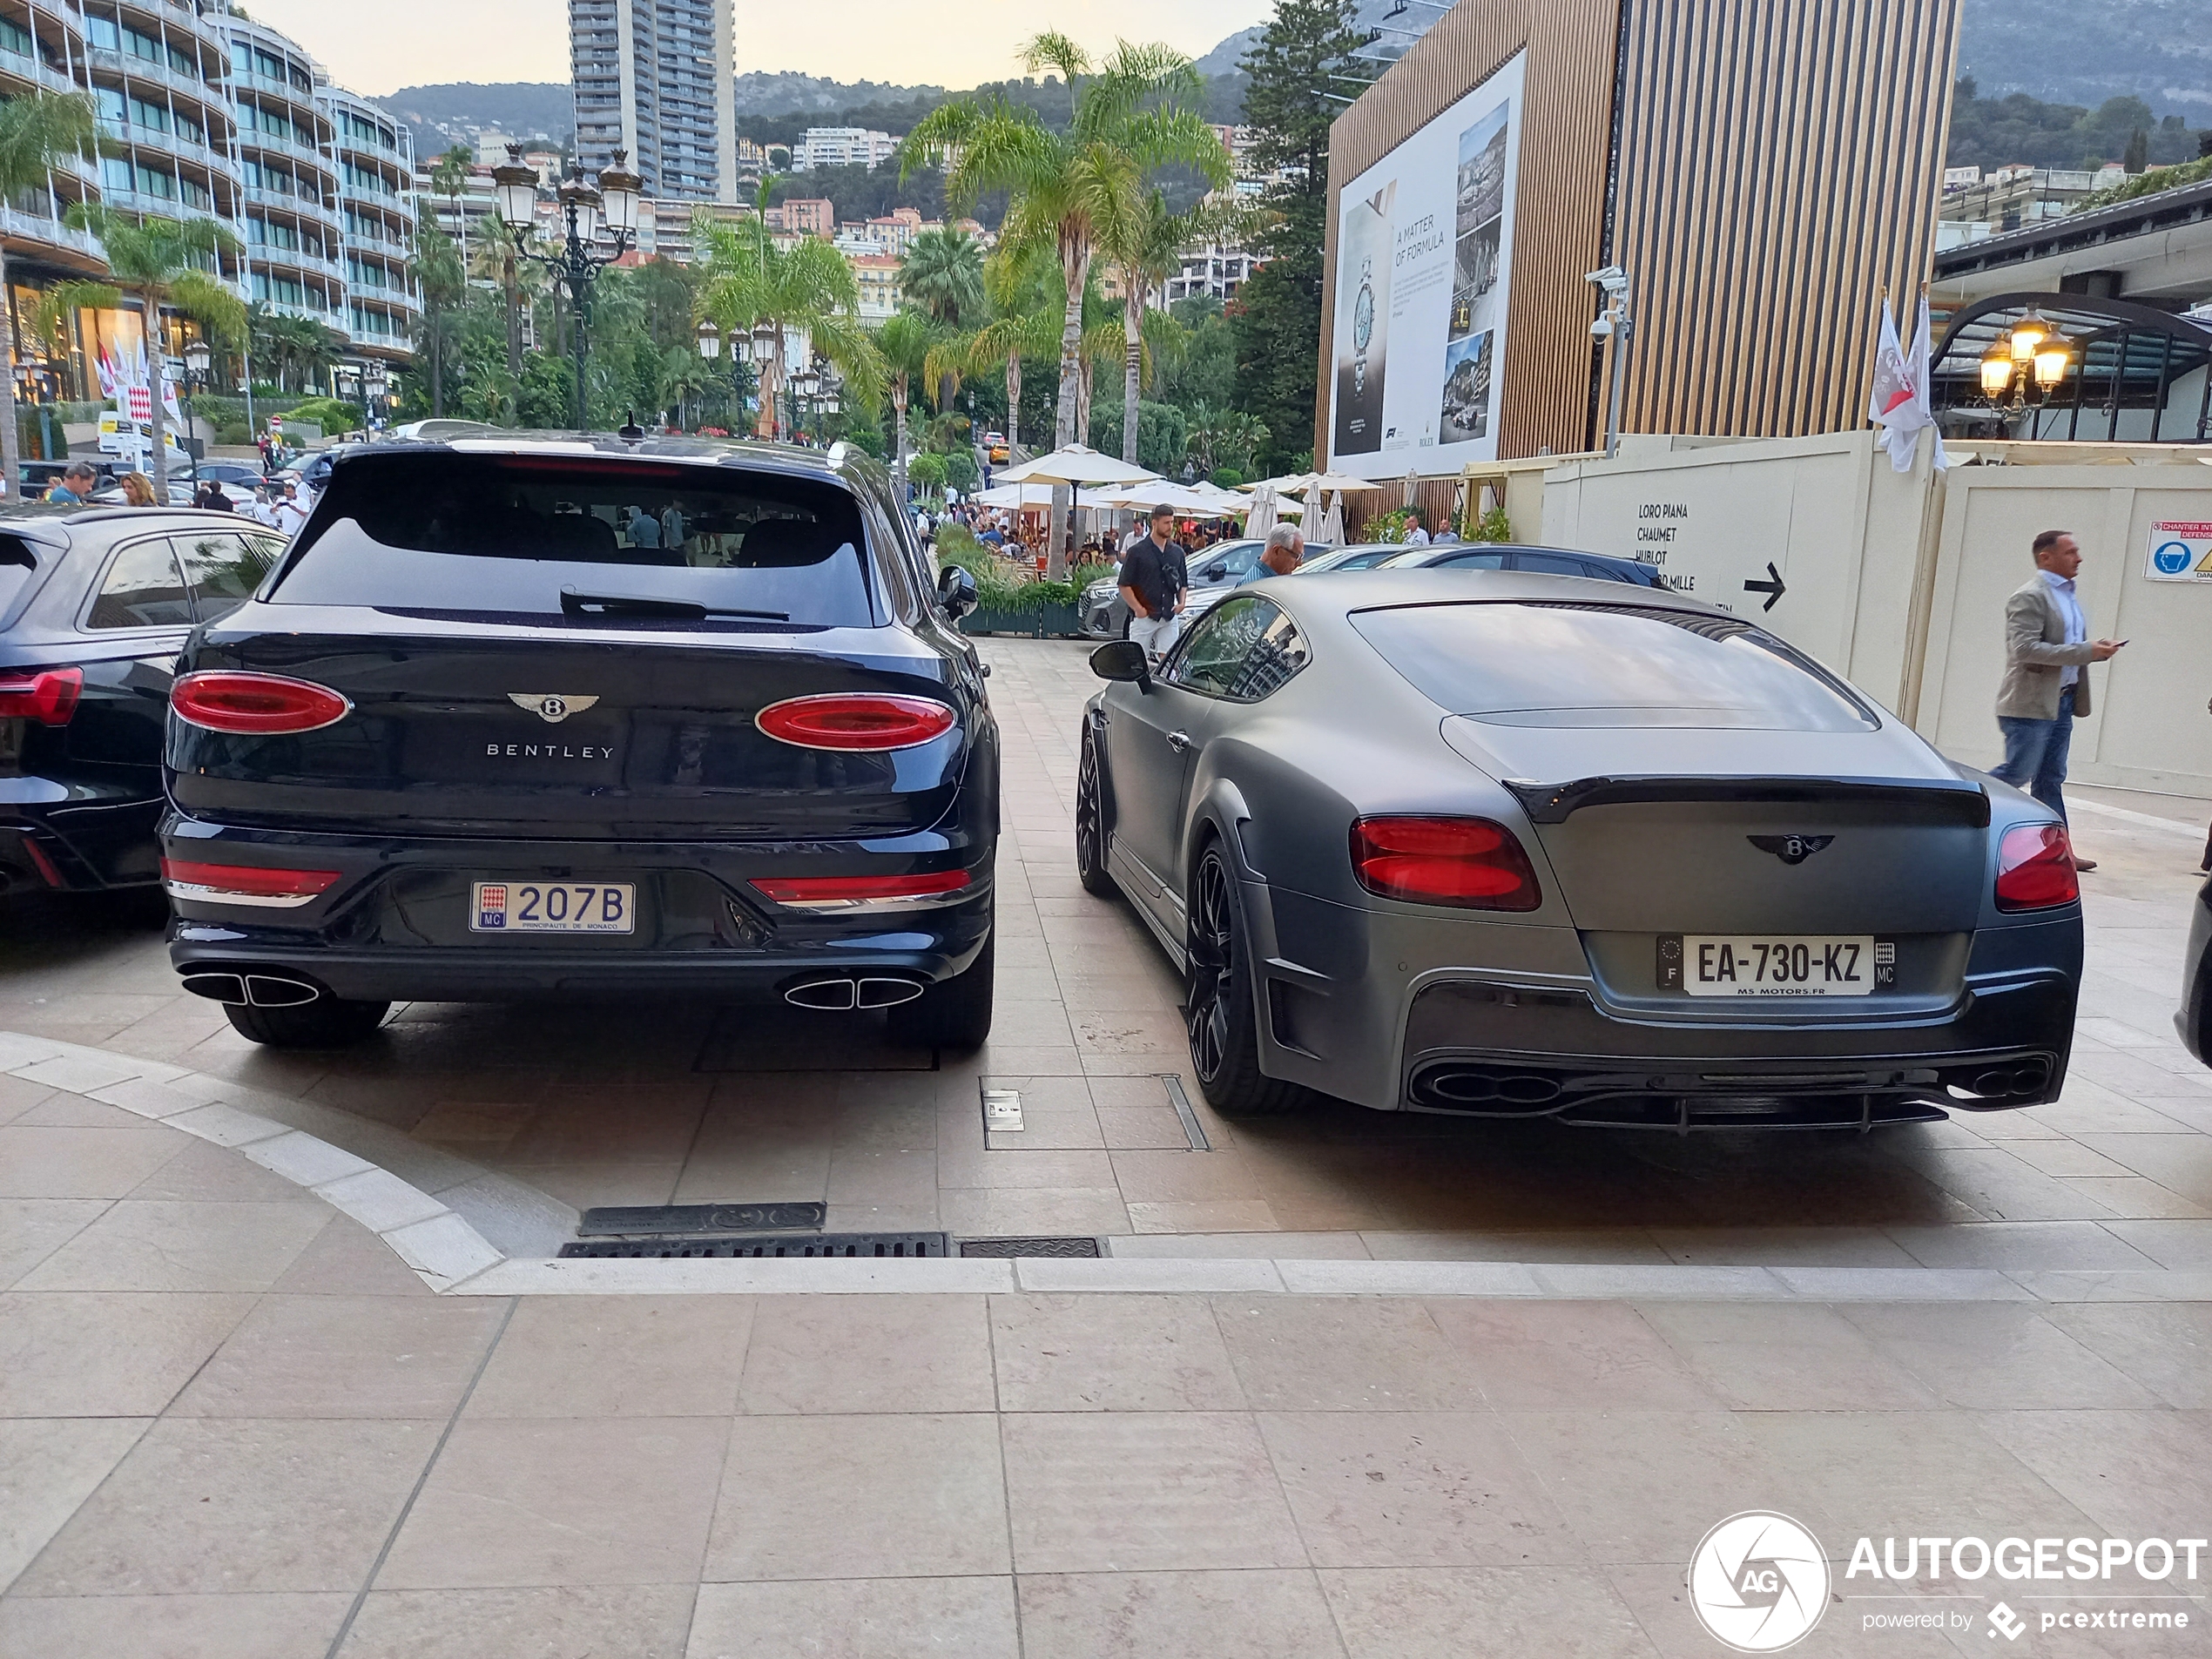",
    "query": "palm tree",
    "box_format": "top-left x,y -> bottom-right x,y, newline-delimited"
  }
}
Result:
899,227 -> 984,327
873,311 -> 937,475
62,206 -> 245,496
1103,190 -> 1232,467
469,213 -> 541,385
428,145 -> 475,269
0,92 -> 96,498
907,35 -> 1230,456
693,205 -> 881,442
410,226 -> 467,418
963,245 -> 1060,450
